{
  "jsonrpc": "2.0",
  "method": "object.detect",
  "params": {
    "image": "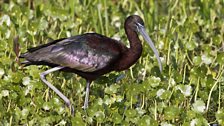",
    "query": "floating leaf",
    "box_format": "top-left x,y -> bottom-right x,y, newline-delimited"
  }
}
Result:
217,52 -> 224,65
43,102 -> 51,111
149,76 -> 161,87
156,89 -> 165,98
192,100 -> 205,113
57,120 -> 67,125
125,109 -> 137,118
0,15 -> 11,26
193,56 -> 202,66
201,54 -> 212,65
212,35 -> 221,45
190,118 -> 208,126
71,112 -> 85,126
112,112 -> 122,124
95,111 -> 105,123
186,110 -> 196,120
161,122 -> 173,126
21,108 -> 29,119
216,109 -> 224,125
164,107 -> 180,120
176,85 -> 192,97
185,40 -> 198,51
38,18 -> 48,31
22,76 -> 31,86
138,115 -> 158,126
1,90 -> 9,97
157,89 -> 171,99
104,84 -> 119,94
